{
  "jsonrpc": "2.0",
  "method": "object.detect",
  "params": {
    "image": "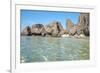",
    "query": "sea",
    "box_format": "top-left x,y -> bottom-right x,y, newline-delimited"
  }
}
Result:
20,36 -> 89,63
